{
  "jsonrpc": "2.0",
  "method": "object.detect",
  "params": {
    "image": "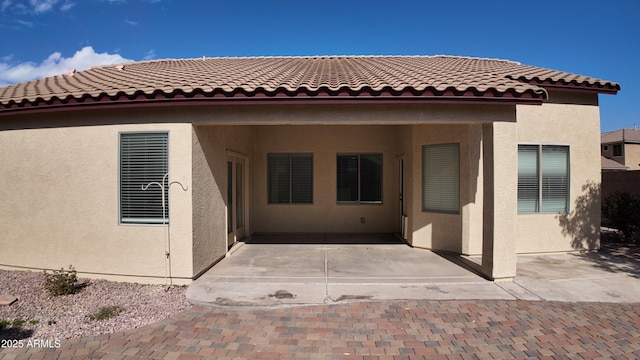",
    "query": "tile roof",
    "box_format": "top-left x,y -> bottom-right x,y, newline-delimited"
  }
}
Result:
601,128 -> 640,144
601,156 -> 628,170
0,55 -> 620,113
